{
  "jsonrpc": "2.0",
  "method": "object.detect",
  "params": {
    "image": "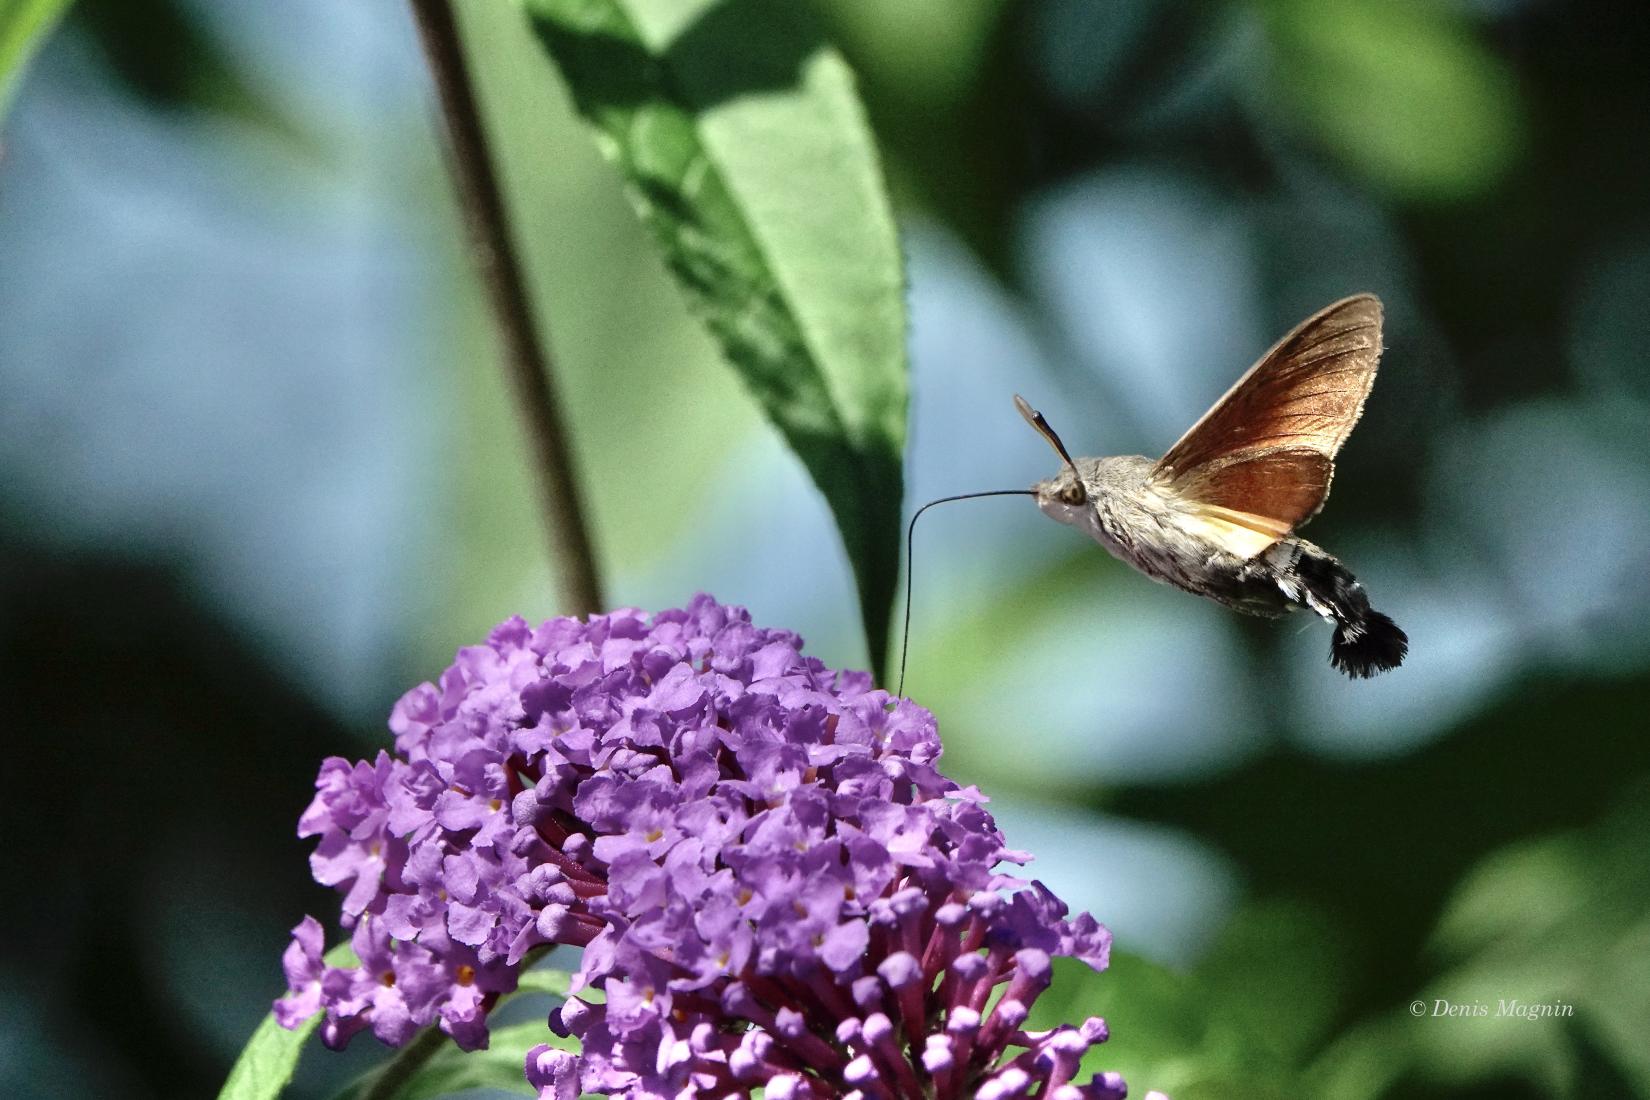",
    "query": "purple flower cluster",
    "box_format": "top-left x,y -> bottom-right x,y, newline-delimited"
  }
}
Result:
278,596 -> 1145,1099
